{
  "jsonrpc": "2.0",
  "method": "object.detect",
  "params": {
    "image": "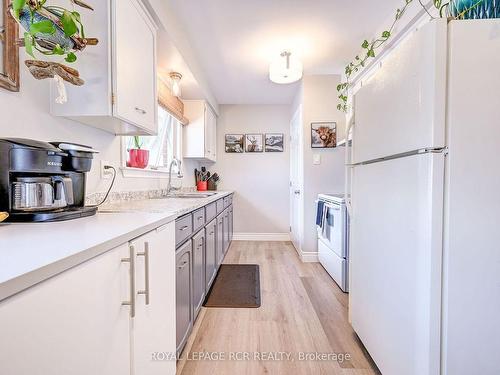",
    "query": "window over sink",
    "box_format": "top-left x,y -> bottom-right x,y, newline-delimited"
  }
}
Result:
122,106 -> 182,177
